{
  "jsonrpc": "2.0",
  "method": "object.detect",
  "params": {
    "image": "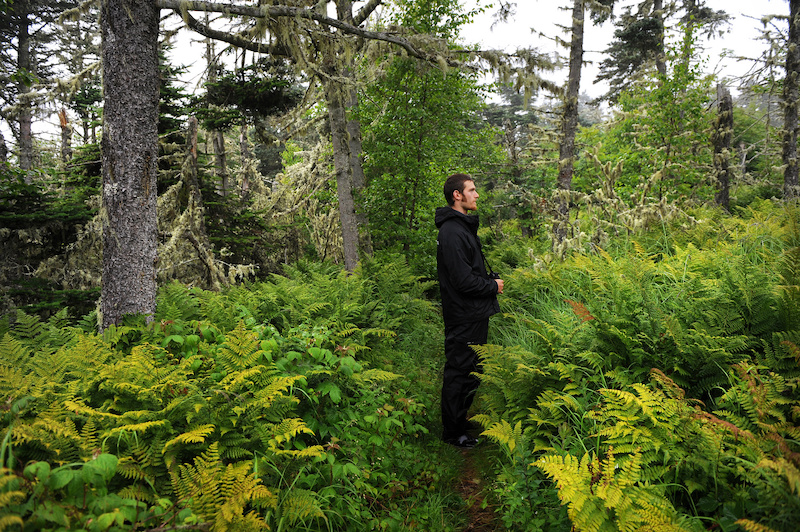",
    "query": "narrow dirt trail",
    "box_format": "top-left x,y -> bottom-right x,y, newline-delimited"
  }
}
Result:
455,449 -> 498,531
